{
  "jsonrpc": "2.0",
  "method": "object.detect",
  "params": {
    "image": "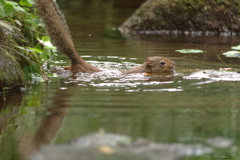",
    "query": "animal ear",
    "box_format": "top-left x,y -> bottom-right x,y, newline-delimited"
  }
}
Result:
146,57 -> 153,66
